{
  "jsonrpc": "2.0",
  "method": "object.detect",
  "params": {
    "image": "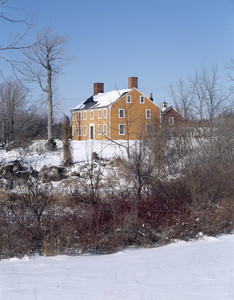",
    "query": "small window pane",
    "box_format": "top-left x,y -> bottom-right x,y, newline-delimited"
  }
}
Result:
146,109 -> 151,119
72,126 -> 76,136
127,95 -> 131,103
169,117 -> 174,125
103,109 -> 107,118
146,124 -> 151,134
98,124 -> 102,135
103,124 -> 107,135
119,124 -> 125,135
119,109 -> 124,118
98,110 -> 102,119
